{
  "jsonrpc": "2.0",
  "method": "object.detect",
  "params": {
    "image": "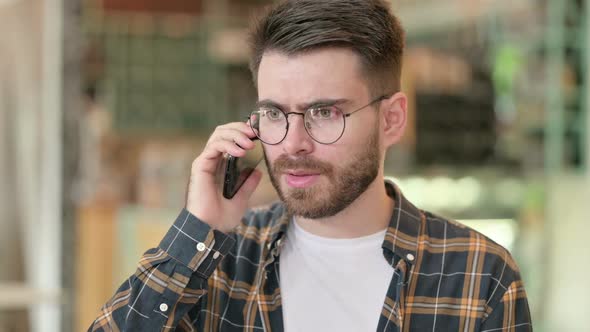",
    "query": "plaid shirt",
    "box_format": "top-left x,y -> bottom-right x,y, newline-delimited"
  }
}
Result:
89,182 -> 532,331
